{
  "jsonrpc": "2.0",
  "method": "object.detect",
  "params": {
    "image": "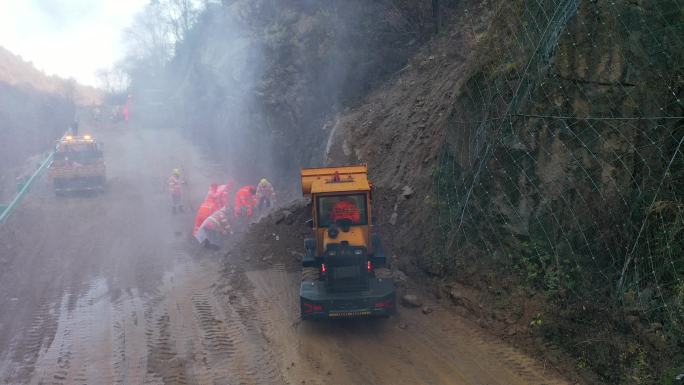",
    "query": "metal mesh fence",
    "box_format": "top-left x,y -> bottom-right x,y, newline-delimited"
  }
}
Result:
432,0 -> 682,377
